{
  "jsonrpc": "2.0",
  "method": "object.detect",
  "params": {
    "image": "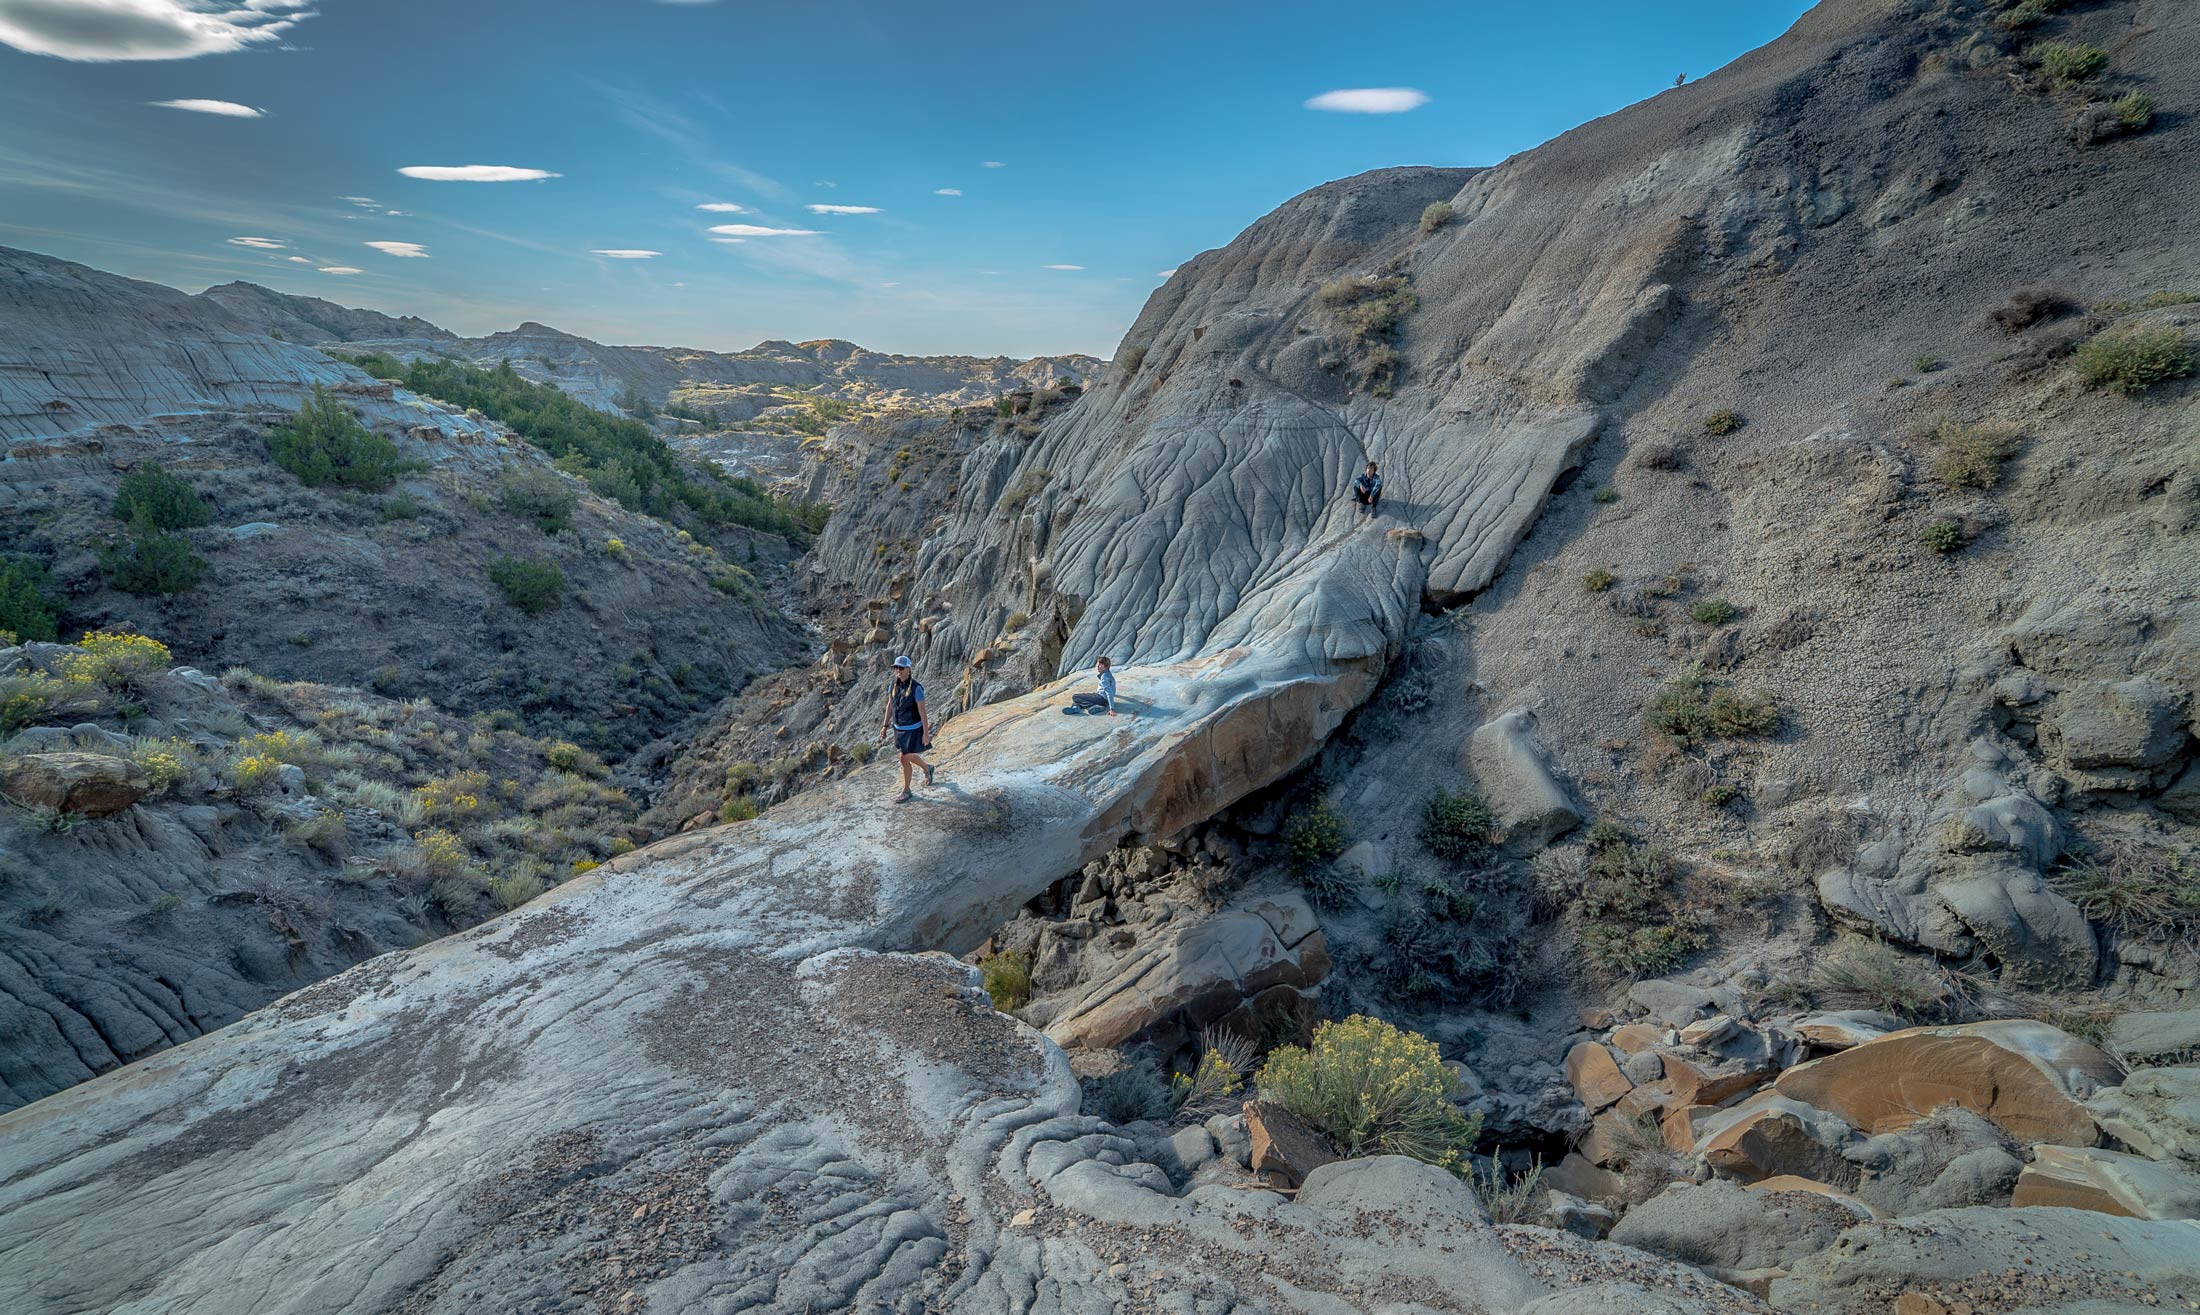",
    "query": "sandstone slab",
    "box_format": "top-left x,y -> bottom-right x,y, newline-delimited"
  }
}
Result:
1566,1041 -> 1633,1112
0,752 -> 149,817
1772,1019 -> 2119,1145
2012,1143 -> 2200,1220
